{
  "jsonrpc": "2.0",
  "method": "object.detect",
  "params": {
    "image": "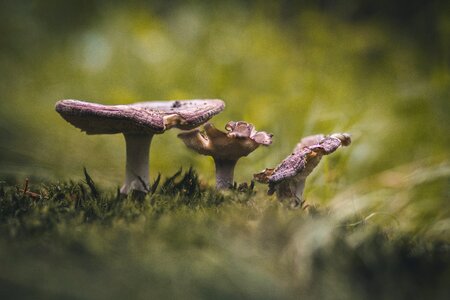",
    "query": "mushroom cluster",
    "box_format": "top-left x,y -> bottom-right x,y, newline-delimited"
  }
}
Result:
56,98 -> 351,207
